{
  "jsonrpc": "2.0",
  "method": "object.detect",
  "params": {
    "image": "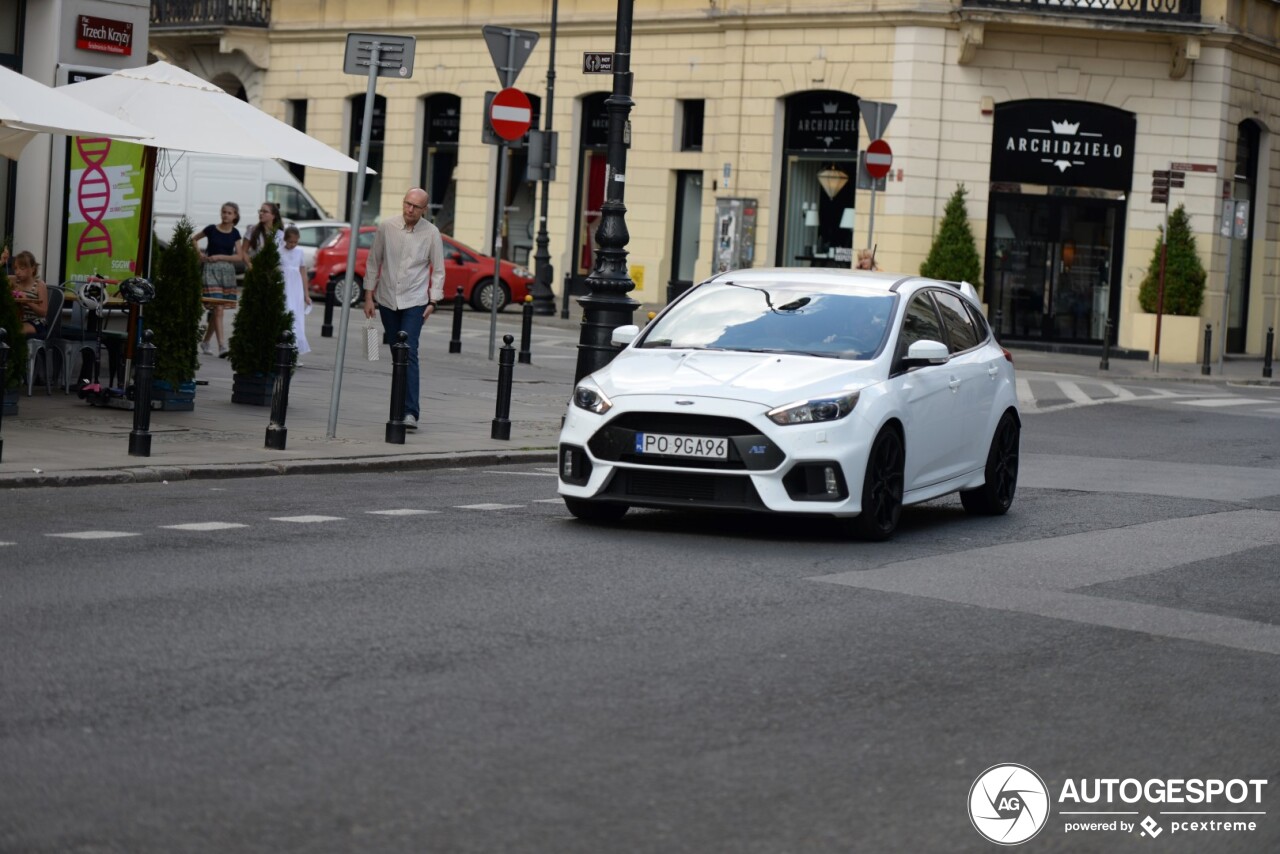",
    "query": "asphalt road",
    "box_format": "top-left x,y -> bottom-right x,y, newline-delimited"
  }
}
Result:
2,388 -> 1278,854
